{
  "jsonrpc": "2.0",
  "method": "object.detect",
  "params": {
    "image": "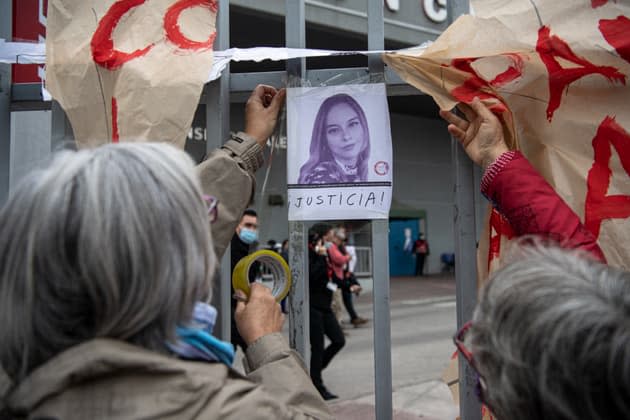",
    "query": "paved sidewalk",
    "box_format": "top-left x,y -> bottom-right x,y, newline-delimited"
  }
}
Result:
357,273 -> 456,302
329,273 -> 459,420
234,273 -> 459,419
329,380 -> 458,420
